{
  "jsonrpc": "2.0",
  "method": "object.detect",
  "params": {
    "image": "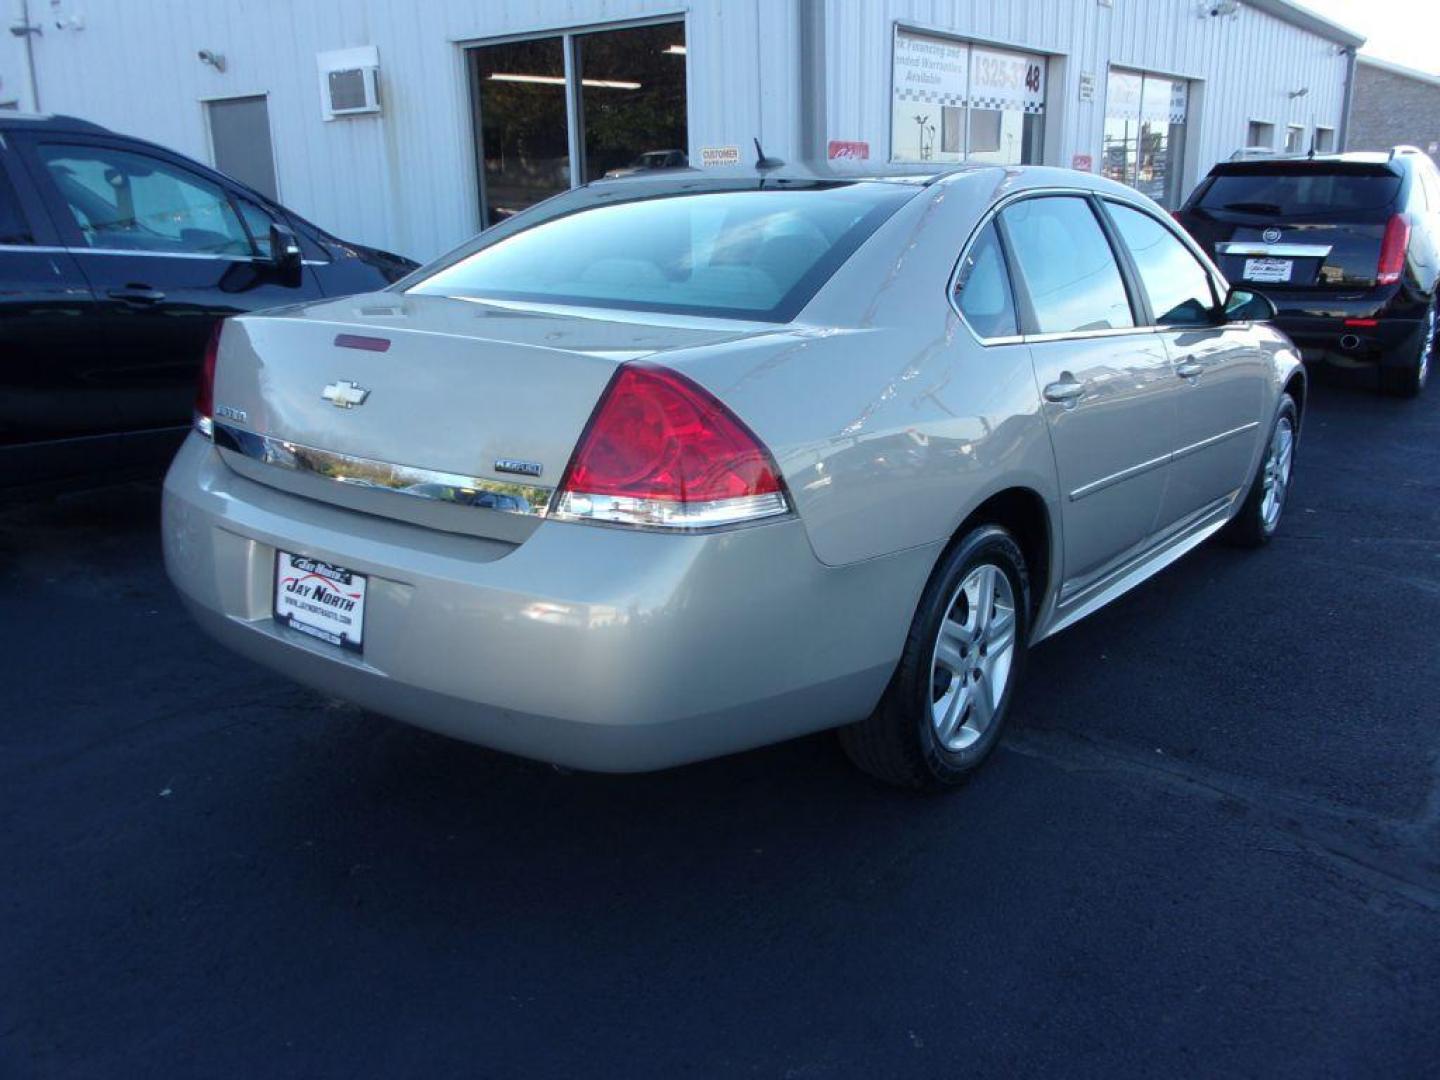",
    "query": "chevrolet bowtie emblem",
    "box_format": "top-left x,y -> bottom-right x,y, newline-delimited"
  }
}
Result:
322,381 -> 370,409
